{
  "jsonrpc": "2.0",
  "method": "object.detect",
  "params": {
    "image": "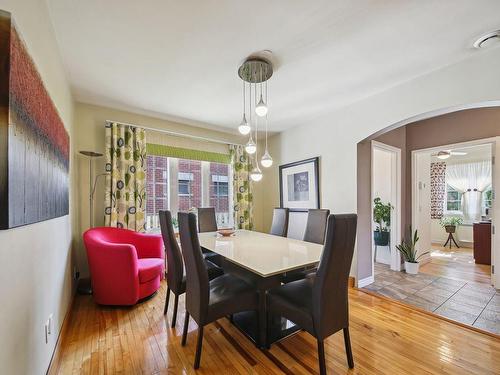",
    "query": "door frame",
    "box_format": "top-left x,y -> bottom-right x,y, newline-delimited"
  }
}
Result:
411,137 -> 497,288
371,141 -> 402,274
